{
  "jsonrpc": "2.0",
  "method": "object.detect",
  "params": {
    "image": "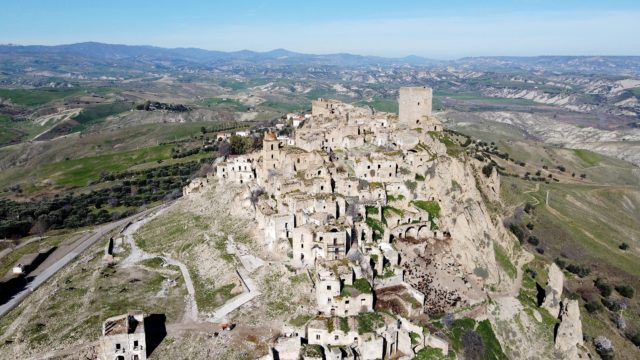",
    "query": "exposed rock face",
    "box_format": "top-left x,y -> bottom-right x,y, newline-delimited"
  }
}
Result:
542,263 -> 564,318
554,299 -> 586,360
426,156 -> 517,289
